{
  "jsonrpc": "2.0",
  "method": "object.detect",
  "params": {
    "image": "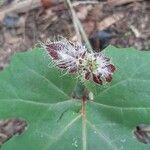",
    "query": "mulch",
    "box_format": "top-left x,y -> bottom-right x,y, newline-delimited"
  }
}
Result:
0,0 -> 149,69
